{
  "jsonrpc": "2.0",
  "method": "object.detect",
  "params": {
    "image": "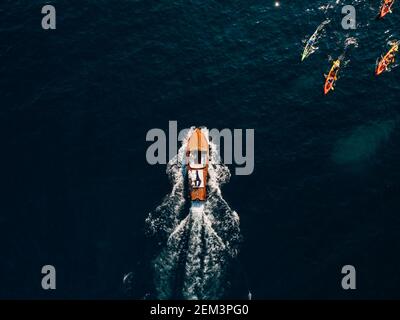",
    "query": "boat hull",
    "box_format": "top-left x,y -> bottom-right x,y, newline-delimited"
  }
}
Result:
186,128 -> 209,202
